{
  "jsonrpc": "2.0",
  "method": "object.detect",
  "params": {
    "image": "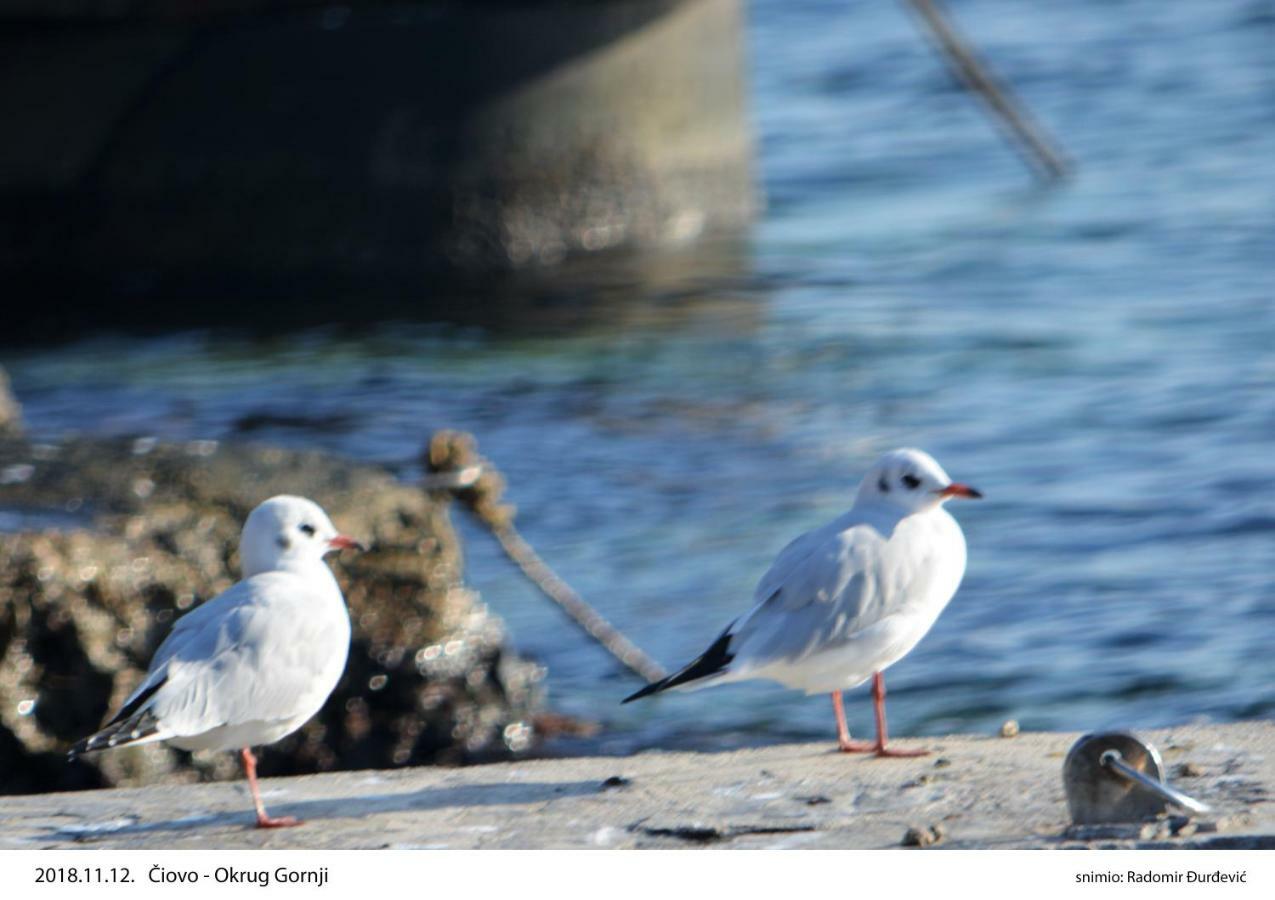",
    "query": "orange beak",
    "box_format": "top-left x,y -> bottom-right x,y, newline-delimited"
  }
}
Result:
936,483 -> 983,499
328,534 -> 366,552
